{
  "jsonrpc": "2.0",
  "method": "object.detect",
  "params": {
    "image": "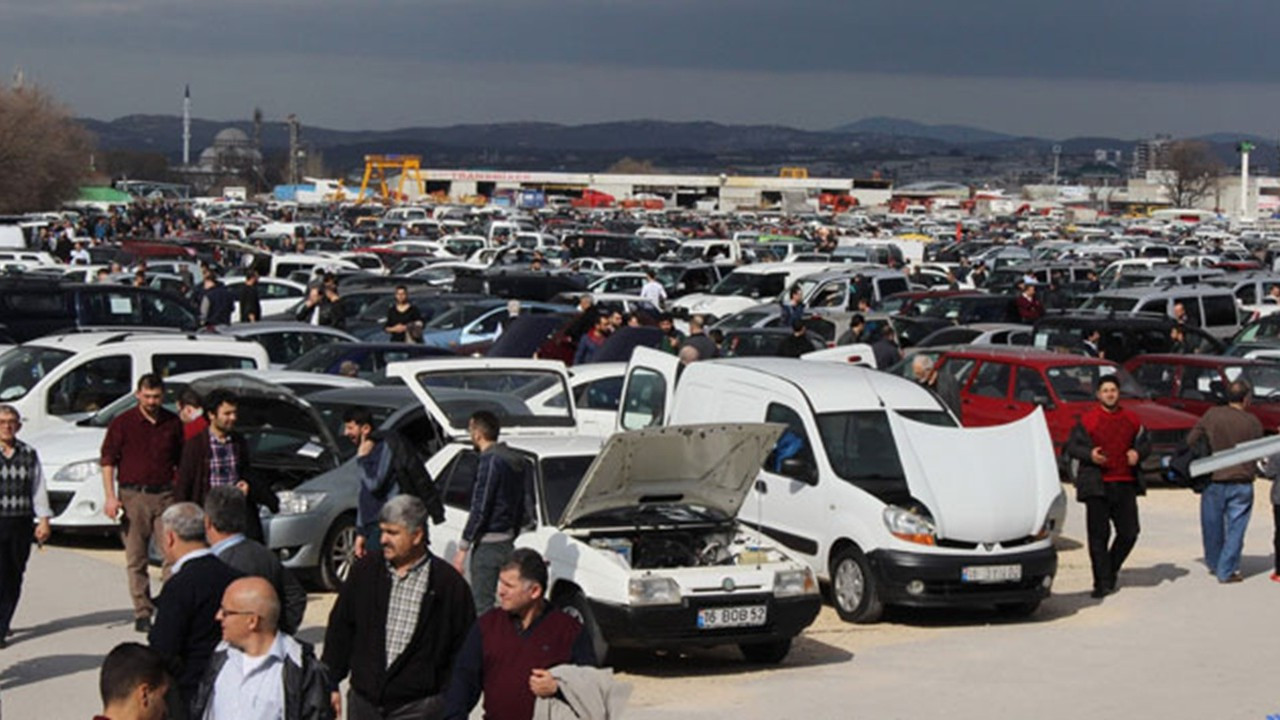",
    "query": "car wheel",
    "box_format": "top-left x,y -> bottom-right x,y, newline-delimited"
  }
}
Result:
319,515 -> 357,591
555,588 -> 611,665
996,599 -> 1041,618
739,638 -> 792,664
830,545 -> 883,624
